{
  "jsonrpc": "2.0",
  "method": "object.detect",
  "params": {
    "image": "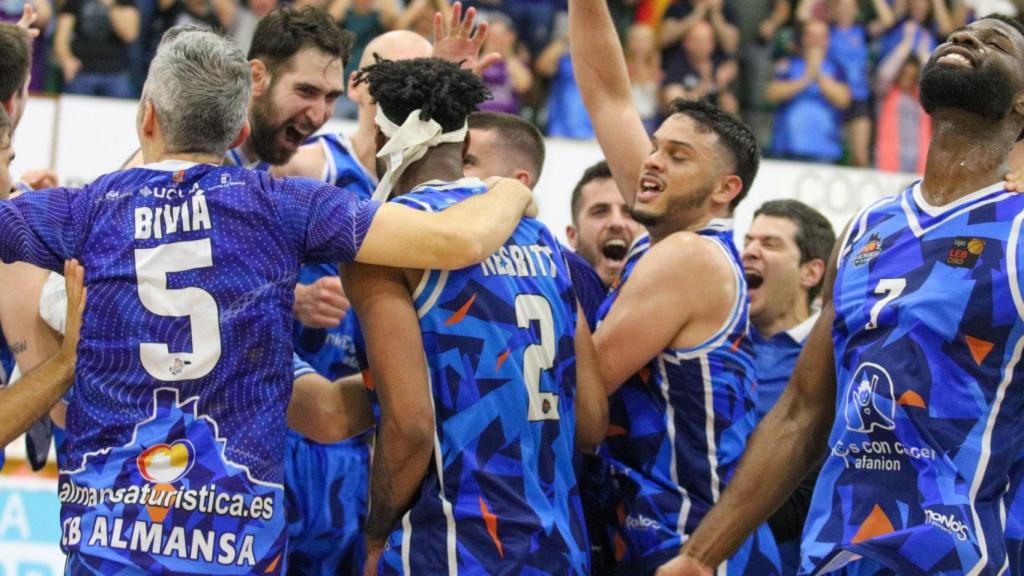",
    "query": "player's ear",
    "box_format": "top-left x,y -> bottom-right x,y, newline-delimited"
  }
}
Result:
1012,88 -> 1024,120
347,70 -> 361,104
800,257 -> 827,292
515,169 -> 532,189
711,174 -> 742,208
251,59 -> 269,98
1,94 -> 13,118
565,225 -> 579,249
140,100 -> 157,138
230,119 -> 251,151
